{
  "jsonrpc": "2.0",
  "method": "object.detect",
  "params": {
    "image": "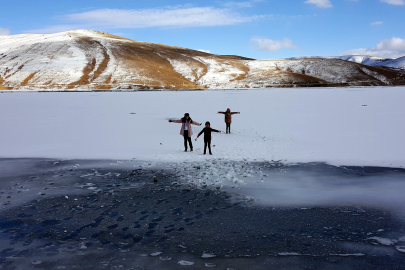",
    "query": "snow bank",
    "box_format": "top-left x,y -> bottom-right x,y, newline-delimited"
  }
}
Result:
0,87 -> 404,168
